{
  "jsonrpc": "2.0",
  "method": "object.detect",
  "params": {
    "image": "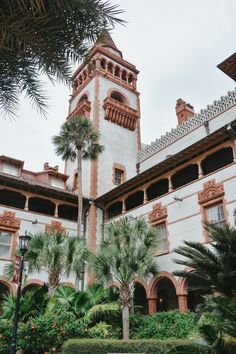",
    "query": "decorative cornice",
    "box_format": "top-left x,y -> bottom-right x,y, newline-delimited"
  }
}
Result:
138,89 -> 236,162
67,99 -> 91,120
198,179 -> 224,204
45,221 -> 66,234
0,211 -> 20,230
148,203 -> 167,223
103,97 -> 139,131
